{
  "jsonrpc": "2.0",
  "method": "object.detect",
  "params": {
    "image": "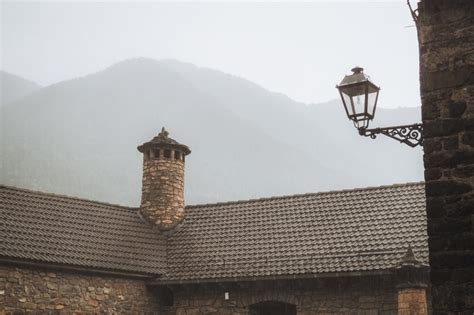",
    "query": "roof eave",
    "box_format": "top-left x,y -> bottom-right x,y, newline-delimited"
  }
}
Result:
150,269 -> 395,286
0,256 -> 162,280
